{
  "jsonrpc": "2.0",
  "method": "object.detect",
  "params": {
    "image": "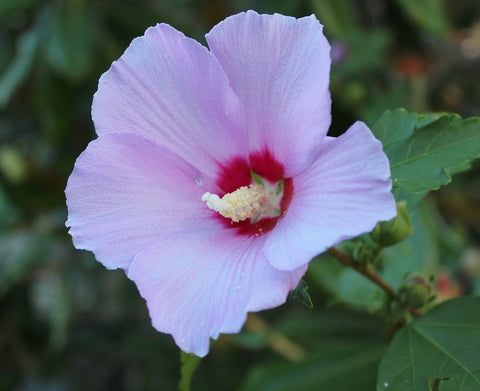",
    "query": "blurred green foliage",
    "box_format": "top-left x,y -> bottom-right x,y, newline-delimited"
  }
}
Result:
1,0 -> 480,390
